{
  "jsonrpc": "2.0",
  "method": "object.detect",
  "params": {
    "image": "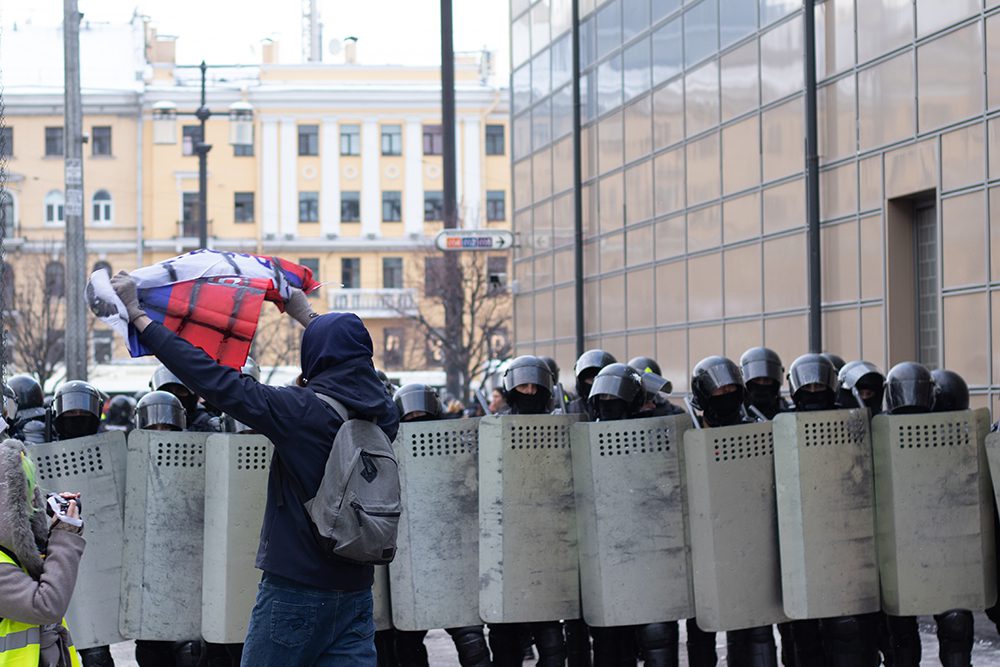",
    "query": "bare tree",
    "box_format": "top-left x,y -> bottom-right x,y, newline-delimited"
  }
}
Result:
399,250 -> 512,404
5,252 -> 67,388
249,304 -> 304,384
